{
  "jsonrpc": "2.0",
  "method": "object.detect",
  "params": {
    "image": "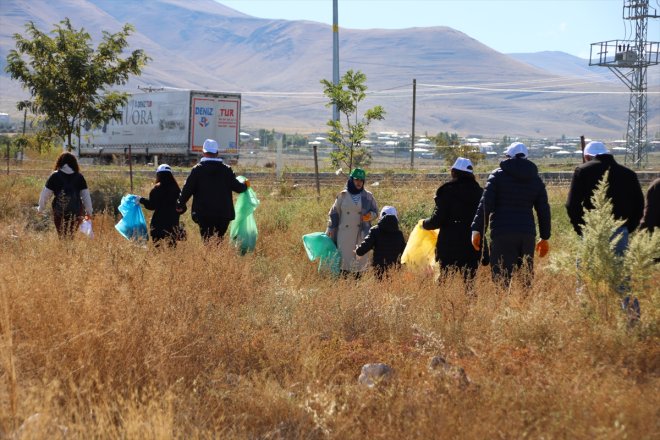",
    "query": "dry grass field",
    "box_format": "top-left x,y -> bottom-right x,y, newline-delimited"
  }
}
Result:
0,165 -> 658,439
